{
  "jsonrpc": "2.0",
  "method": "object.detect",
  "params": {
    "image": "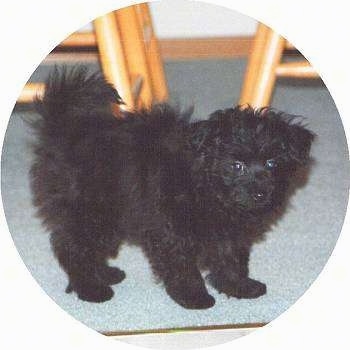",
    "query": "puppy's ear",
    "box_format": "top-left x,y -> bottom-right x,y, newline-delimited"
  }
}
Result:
284,121 -> 315,165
